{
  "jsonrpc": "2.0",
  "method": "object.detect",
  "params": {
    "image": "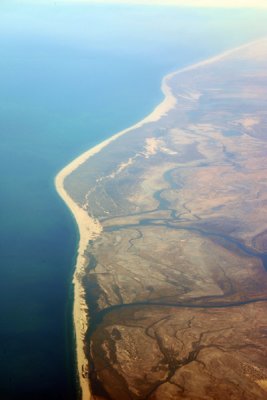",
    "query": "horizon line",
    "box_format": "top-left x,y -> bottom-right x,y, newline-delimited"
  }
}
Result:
51,0 -> 267,8
12,0 -> 267,9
